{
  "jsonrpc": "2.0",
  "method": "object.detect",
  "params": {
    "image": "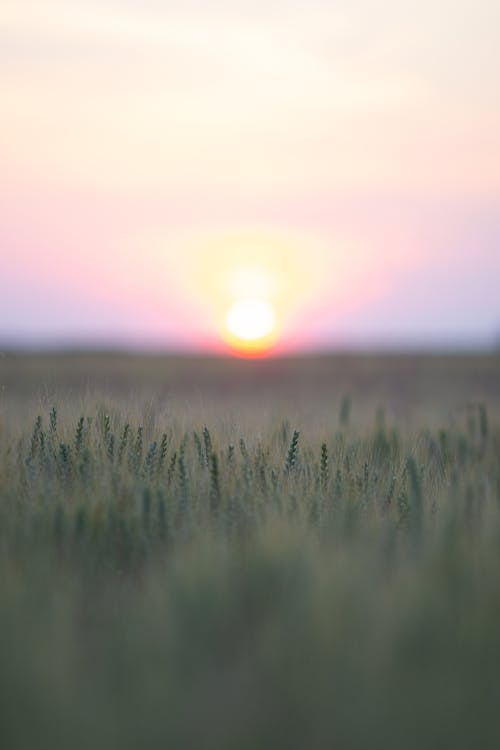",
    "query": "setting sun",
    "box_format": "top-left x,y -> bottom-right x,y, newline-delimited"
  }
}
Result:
226,298 -> 276,341
181,230 -> 326,356
224,298 -> 277,355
